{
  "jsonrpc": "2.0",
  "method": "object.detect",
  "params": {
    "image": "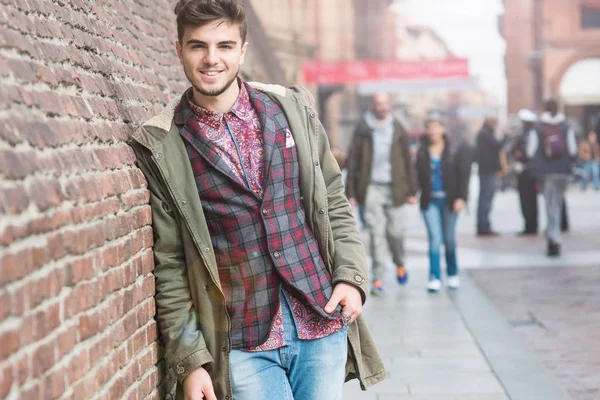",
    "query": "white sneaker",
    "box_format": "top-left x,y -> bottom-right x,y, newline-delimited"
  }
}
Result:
447,276 -> 460,290
427,279 -> 442,292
